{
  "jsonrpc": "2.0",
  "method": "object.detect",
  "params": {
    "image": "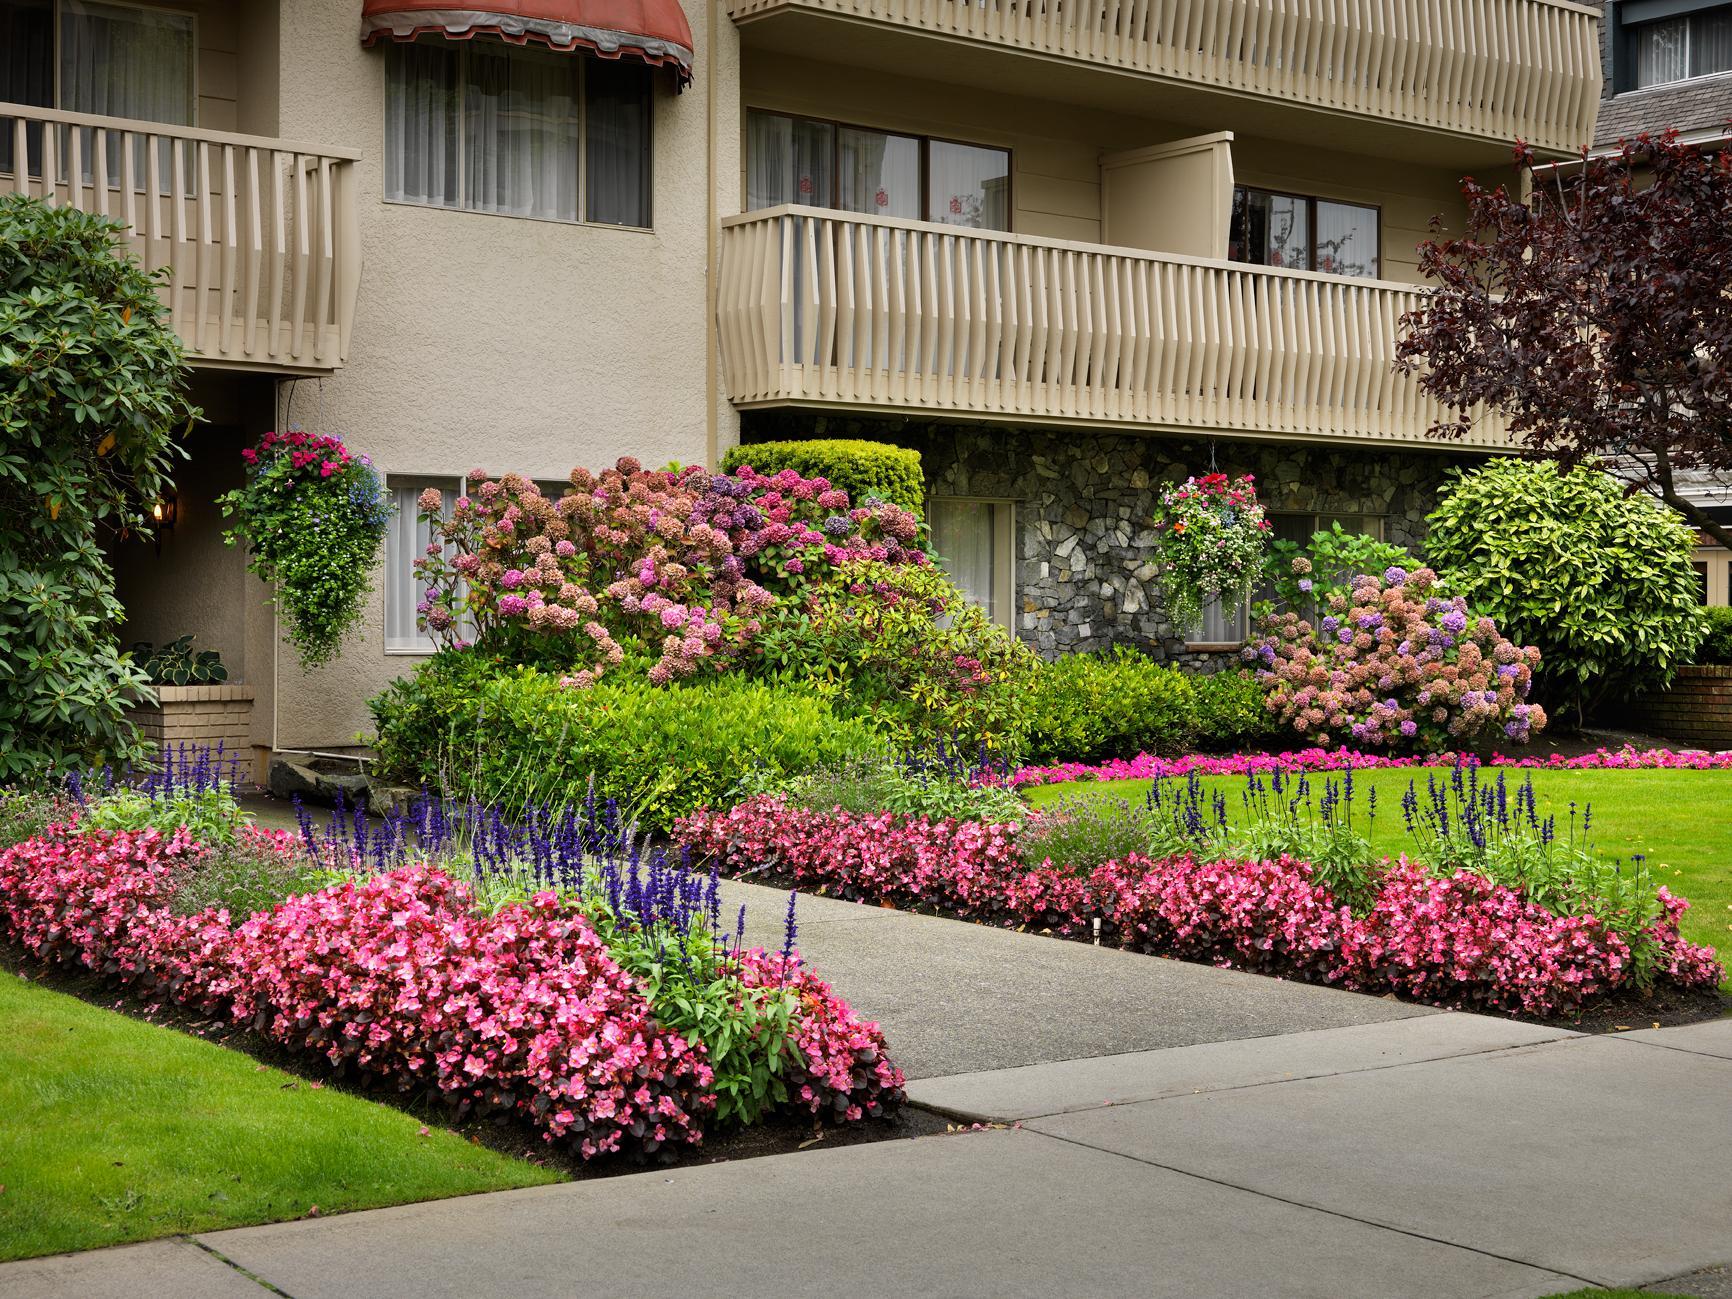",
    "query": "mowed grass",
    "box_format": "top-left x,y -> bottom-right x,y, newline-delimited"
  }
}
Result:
1024,769 -> 1732,975
0,971 -> 562,1261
